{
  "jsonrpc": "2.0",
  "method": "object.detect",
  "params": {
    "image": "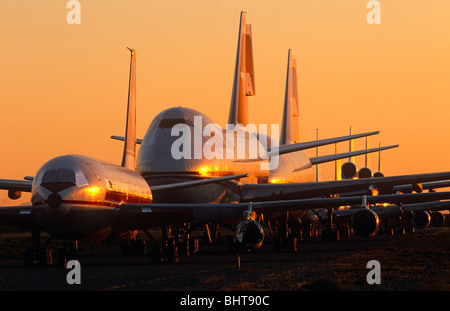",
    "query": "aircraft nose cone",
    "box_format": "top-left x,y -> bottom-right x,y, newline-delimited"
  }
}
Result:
47,192 -> 62,208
